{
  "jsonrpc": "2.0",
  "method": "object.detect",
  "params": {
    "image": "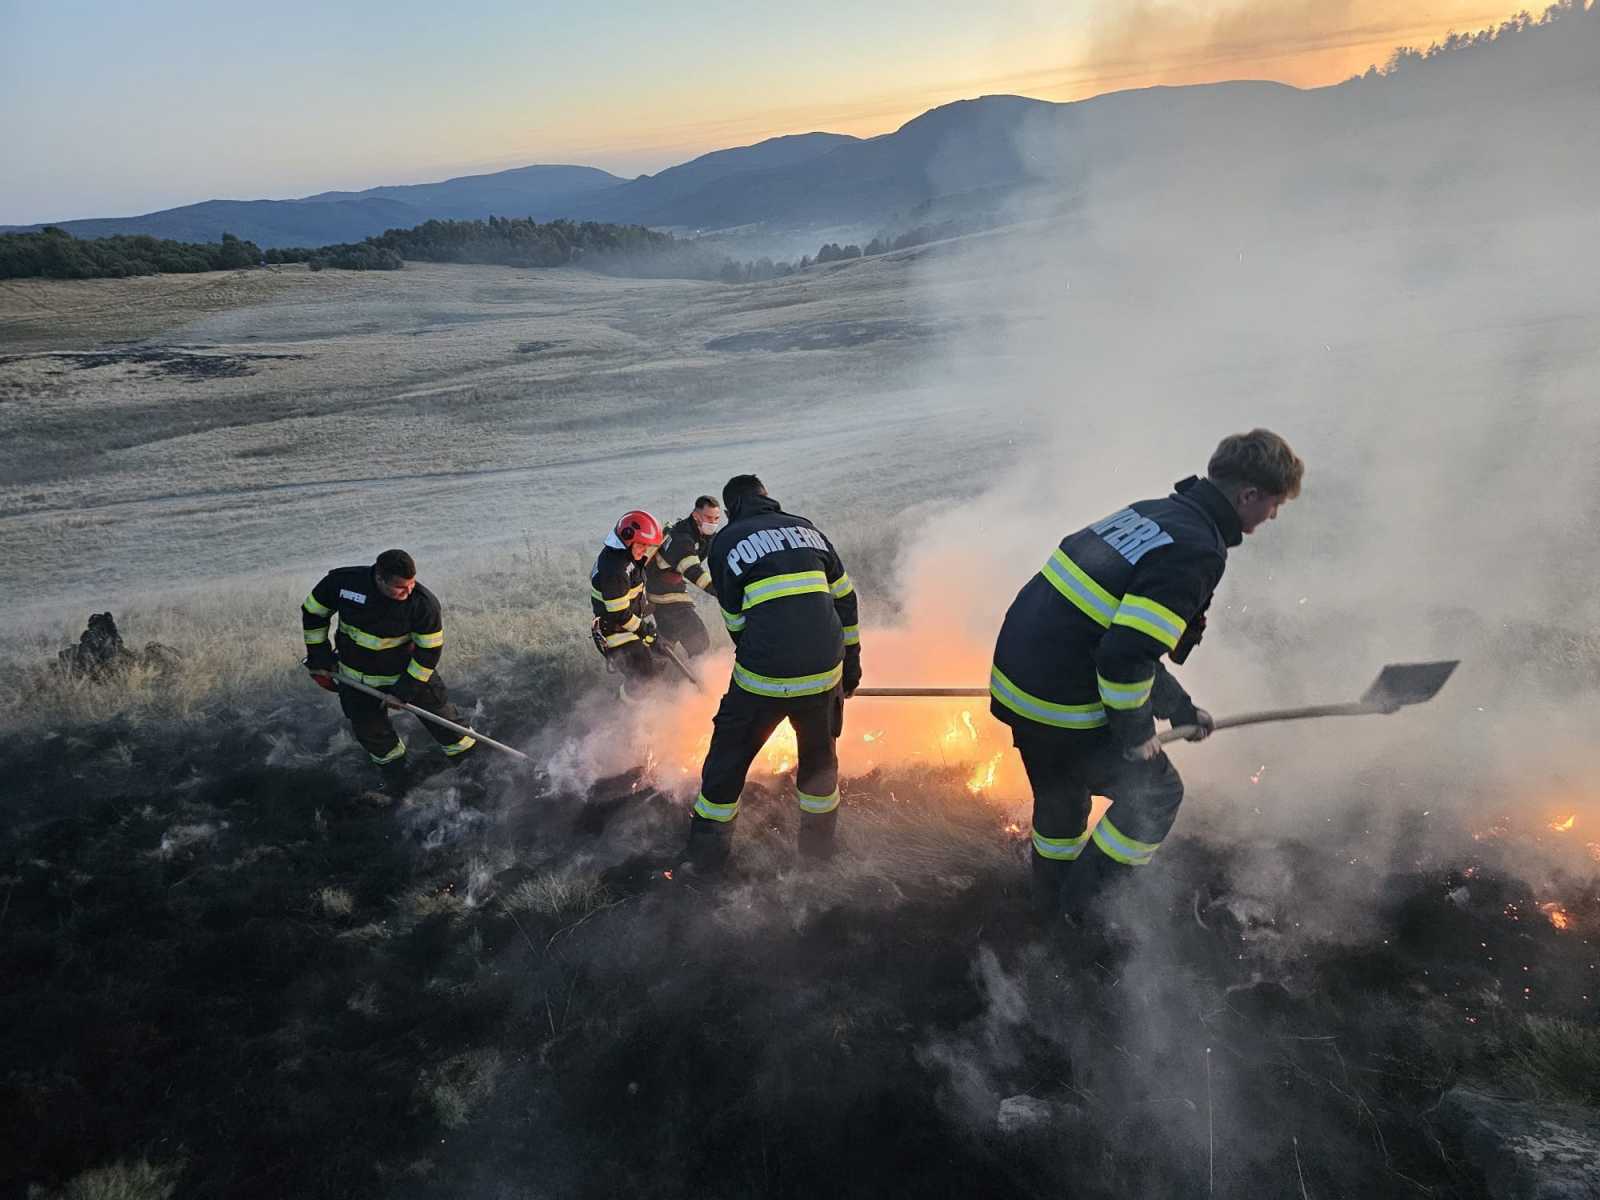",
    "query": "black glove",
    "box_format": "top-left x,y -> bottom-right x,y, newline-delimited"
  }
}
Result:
387,675 -> 421,705
841,648 -> 862,697
305,645 -> 336,671
637,618 -> 658,644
